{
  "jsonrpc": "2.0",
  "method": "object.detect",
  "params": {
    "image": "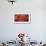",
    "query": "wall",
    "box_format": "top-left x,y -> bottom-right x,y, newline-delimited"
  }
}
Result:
0,0 -> 46,41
